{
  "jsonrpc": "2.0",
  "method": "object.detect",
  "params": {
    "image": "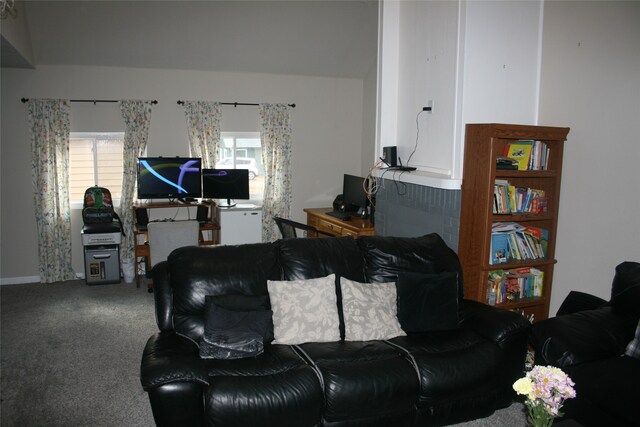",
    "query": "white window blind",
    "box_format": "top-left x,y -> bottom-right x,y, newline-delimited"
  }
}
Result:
69,132 -> 124,202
